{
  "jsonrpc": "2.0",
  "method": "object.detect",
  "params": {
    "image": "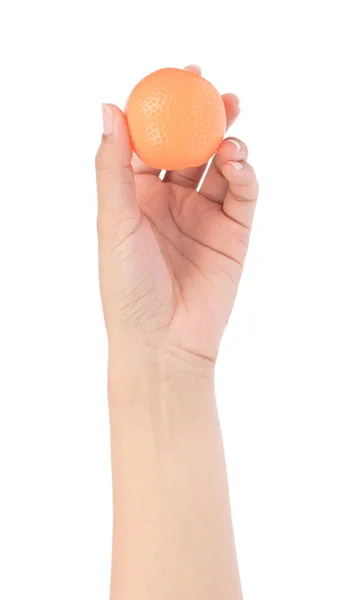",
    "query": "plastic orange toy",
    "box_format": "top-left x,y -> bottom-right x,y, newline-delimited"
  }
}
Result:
125,68 -> 226,171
